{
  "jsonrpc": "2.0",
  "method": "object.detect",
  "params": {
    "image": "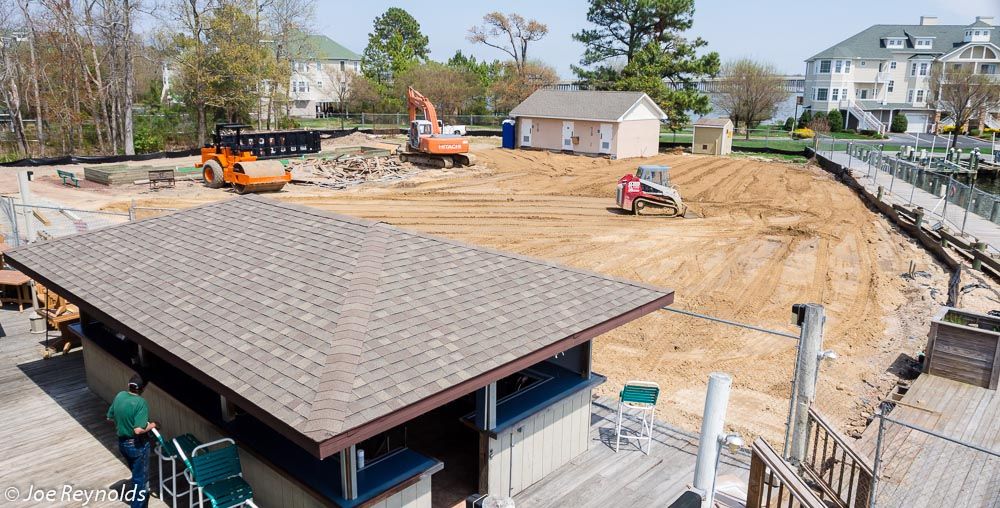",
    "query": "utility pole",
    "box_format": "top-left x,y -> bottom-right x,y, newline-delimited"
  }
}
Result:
693,372 -> 732,508
786,304 -> 825,464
